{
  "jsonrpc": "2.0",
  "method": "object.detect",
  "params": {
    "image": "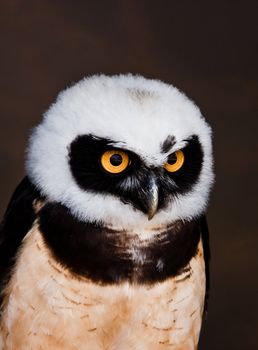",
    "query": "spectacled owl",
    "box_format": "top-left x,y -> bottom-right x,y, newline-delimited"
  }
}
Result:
0,75 -> 214,350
